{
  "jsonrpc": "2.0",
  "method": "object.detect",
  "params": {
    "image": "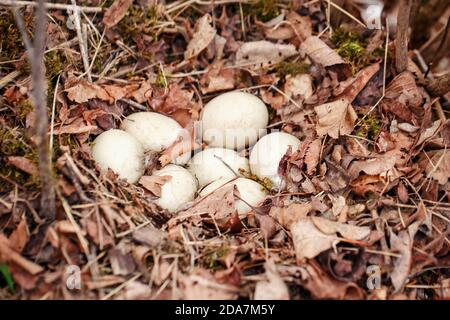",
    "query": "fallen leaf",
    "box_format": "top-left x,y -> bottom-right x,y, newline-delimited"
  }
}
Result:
311,216 -> 370,240
8,217 -> 29,252
132,225 -> 165,248
265,12 -> 312,41
417,120 -> 441,146
292,218 -> 337,260
300,36 -> 345,67
235,41 -> 297,69
103,0 -> 133,28
178,185 -> 240,231
315,99 -> 357,139
348,150 -> 398,180
181,268 -> 237,300
338,63 -> 380,102
269,202 -> 312,229
284,73 -> 313,100
116,281 -> 152,300
304,138 -> 321,175
110,243 -> 136,276
390,222 -> 420,293
302,261 -> 365,299
425,149 -> 450,185
200,61 -> 235,94
254,260 -> 289,300
139,175 -> 172,197
292,216 -> 370,260
52,118 -> 98,135
65,81 -> 110,104
185,14 -> 217,59
6,156 -> 37,175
